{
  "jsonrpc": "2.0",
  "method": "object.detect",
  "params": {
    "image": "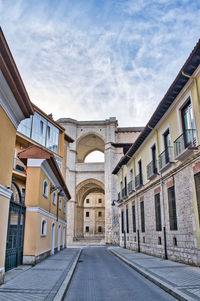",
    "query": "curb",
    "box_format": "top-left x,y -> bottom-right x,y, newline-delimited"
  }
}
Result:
53,248 -> 82,301
109,248 -> 194,301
